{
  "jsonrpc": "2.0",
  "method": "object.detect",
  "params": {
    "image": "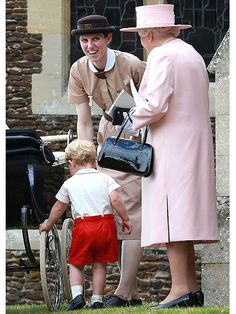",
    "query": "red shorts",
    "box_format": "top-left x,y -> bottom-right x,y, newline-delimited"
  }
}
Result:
69,214 -> 118,266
